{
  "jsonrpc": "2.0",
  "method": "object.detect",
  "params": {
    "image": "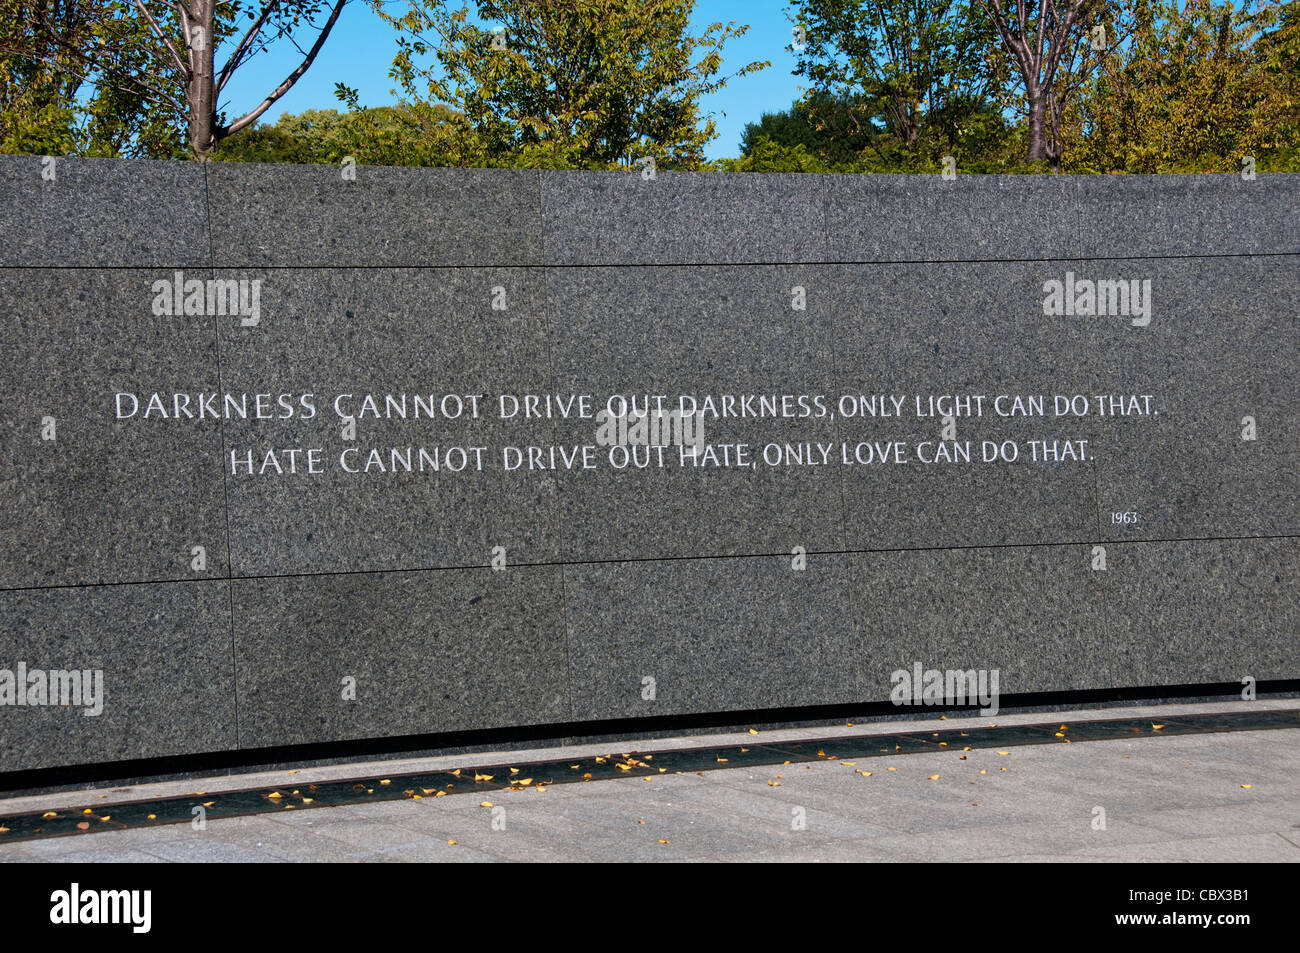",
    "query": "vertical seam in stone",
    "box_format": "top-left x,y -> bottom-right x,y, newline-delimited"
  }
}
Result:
203,160 -> 241,750
820,175 -> 866,703
535,170 -> 575,723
